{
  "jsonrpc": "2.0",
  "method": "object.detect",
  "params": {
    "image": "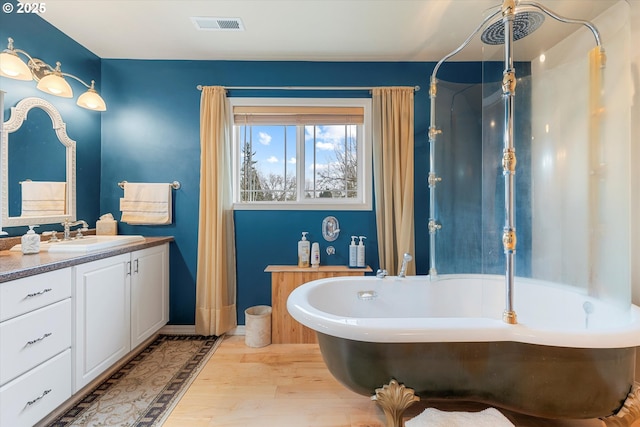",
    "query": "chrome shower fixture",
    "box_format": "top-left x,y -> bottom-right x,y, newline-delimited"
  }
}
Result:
427,0 -> 605,325
481,10 -> 545,45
